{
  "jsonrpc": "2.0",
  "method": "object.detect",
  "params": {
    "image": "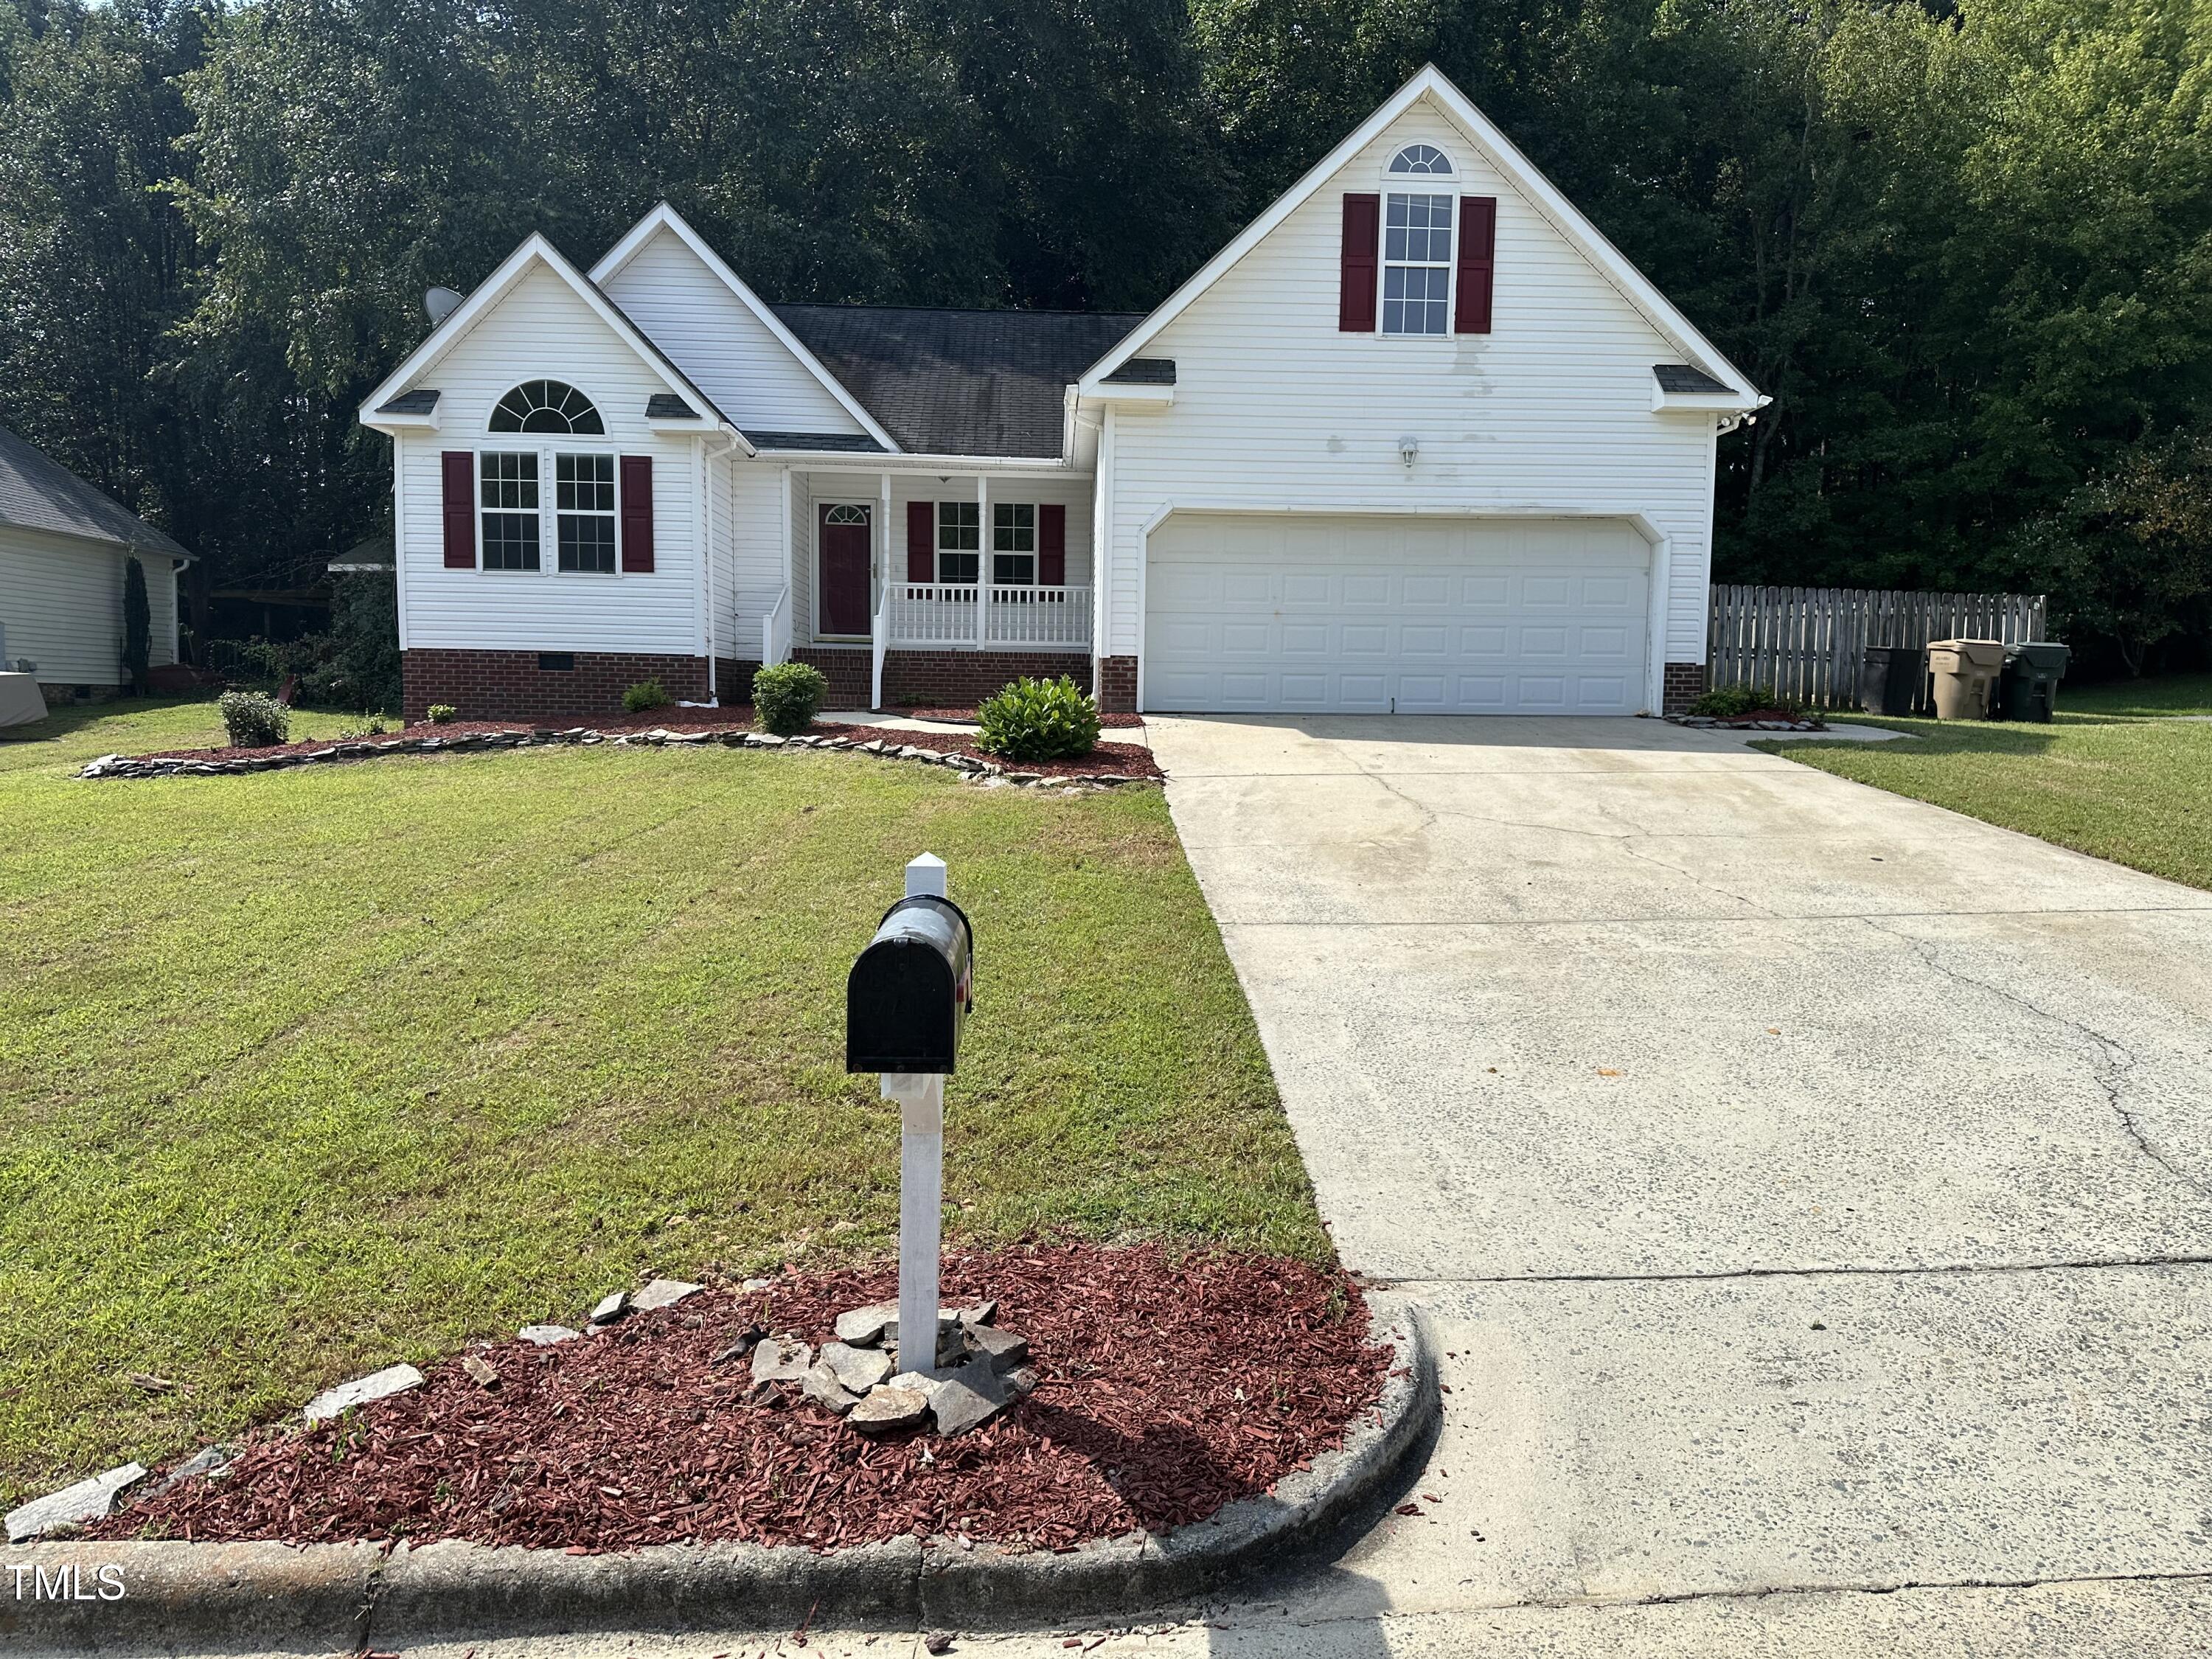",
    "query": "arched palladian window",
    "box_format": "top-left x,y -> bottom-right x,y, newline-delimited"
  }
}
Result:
1388,143 -> 1454,177
490,379 -> 603,434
